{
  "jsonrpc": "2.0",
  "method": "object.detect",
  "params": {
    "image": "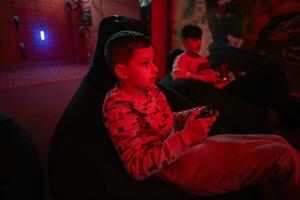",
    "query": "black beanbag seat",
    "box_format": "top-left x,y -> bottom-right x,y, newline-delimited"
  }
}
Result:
158,75 -> 269,134
0,112 -> 44,200
48,16 -> 260,200
48,15 -> 195,200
